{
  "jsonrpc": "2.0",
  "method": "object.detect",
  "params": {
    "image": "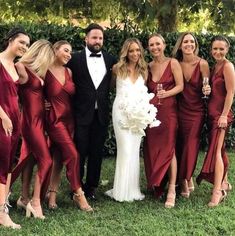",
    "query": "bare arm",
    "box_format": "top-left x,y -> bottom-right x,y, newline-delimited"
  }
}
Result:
218,61 -> 235,128
15,62 -> 28,84
158,58 -> 183,98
